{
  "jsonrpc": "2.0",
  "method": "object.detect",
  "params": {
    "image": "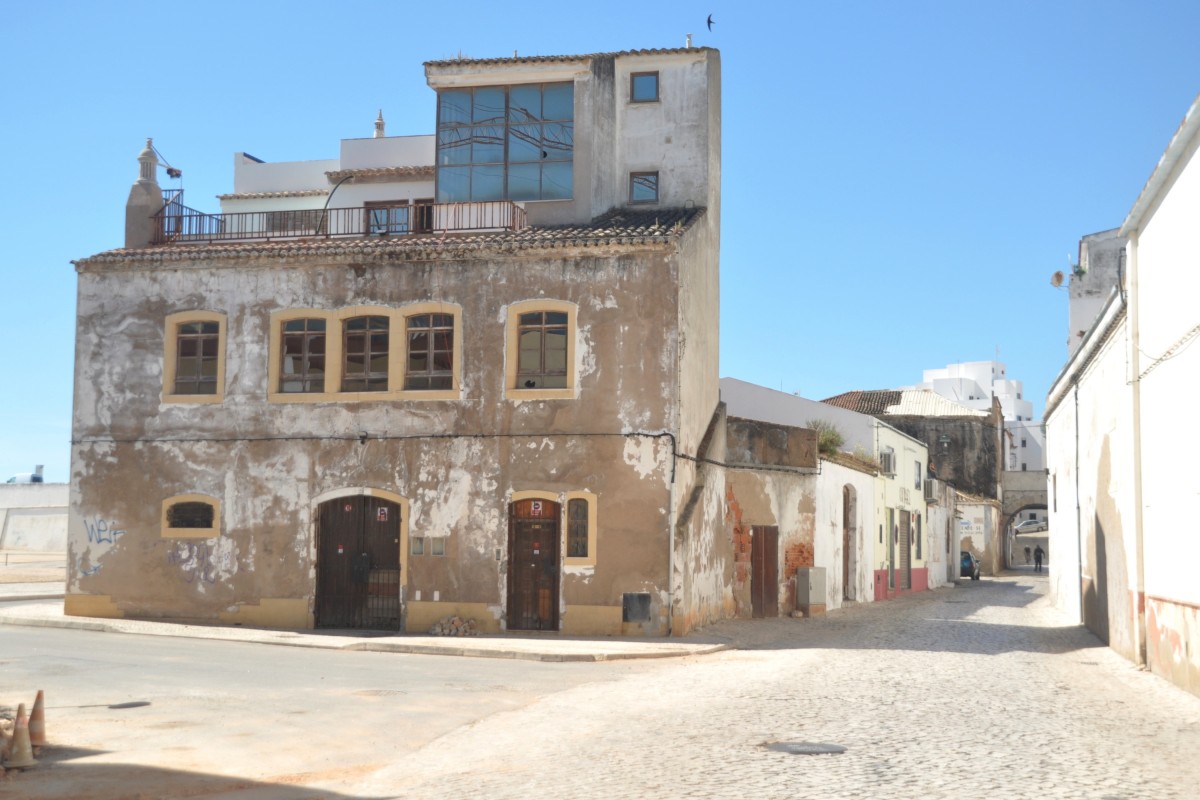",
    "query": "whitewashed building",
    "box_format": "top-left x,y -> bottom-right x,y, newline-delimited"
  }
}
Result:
1046,92 -> 1200,697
